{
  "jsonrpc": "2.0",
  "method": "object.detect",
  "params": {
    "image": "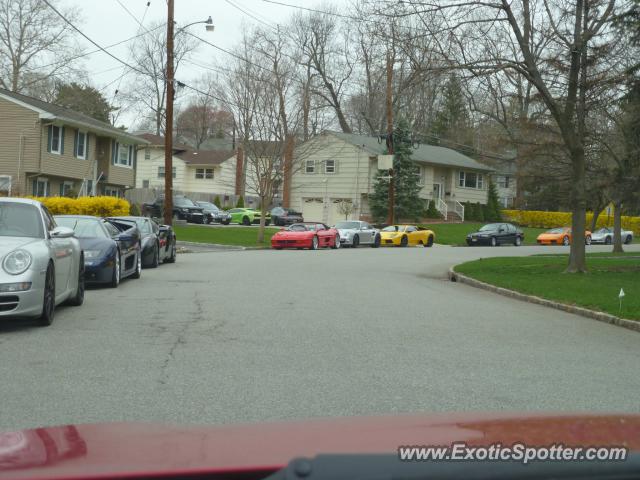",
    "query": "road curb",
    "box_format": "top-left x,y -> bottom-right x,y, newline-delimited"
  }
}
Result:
176,241 -> 246,251
448,267 -> 640,333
